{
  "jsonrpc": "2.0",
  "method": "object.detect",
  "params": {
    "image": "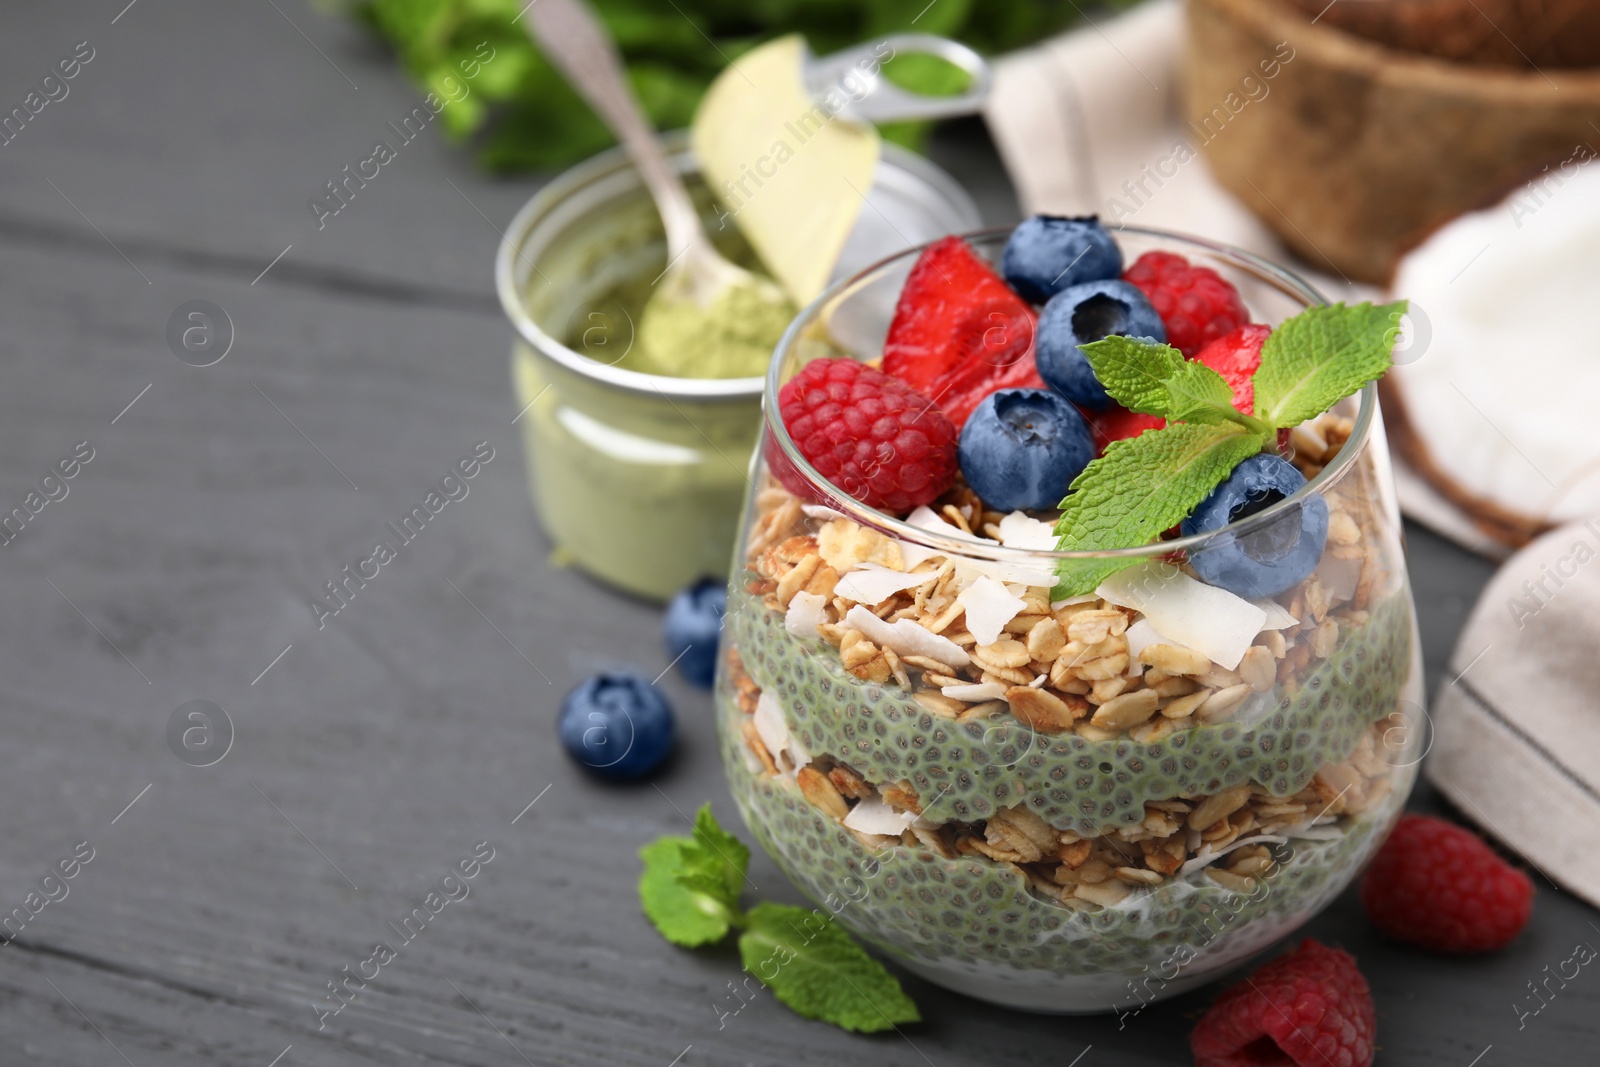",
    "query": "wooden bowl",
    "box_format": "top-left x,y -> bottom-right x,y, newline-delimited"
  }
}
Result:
1184,0 -> 1600,283
1280,0 -> 1600,69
